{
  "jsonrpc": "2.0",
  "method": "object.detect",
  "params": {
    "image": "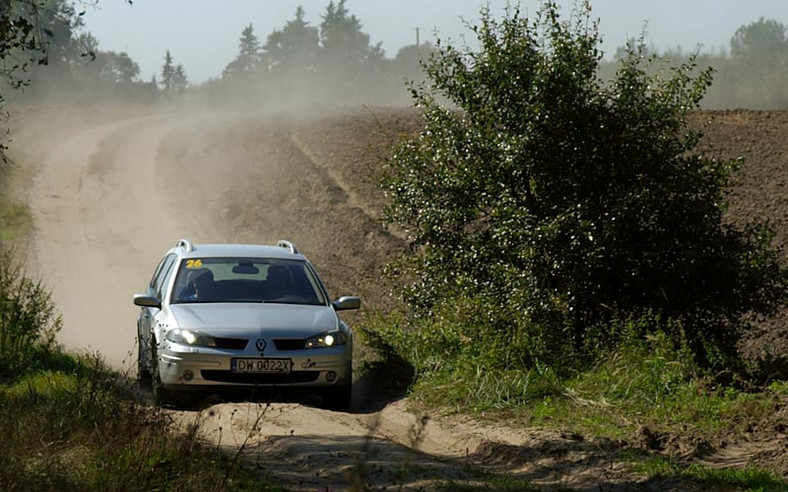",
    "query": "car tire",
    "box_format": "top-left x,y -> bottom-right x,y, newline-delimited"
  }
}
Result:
323,384 -> 352,412
151,343 -> 178,407
137,335 -> 151,384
